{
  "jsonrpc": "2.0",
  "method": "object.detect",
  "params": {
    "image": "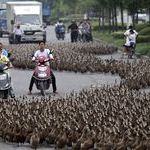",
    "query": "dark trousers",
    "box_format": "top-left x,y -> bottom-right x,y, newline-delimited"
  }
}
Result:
15,35 -> 21,44
71,31 -> 78,42
29,72 -> 57,92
